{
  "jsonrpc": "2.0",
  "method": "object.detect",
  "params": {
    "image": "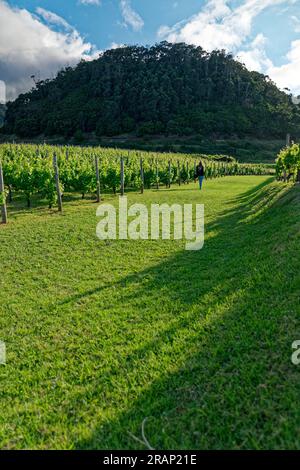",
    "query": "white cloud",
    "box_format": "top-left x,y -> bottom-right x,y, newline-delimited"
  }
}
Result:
120,0 -> 144,32
110,42 -> 126,49
158,0 -> 300,95
35,7 -> 73,31
0,1 -> 100,100
267,40 -> 300,96
237,30 -> 300,97
79,0 -> 101,5
158,0 -> 292,52
291,15 -> 300,32
237,34 -> 273,72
